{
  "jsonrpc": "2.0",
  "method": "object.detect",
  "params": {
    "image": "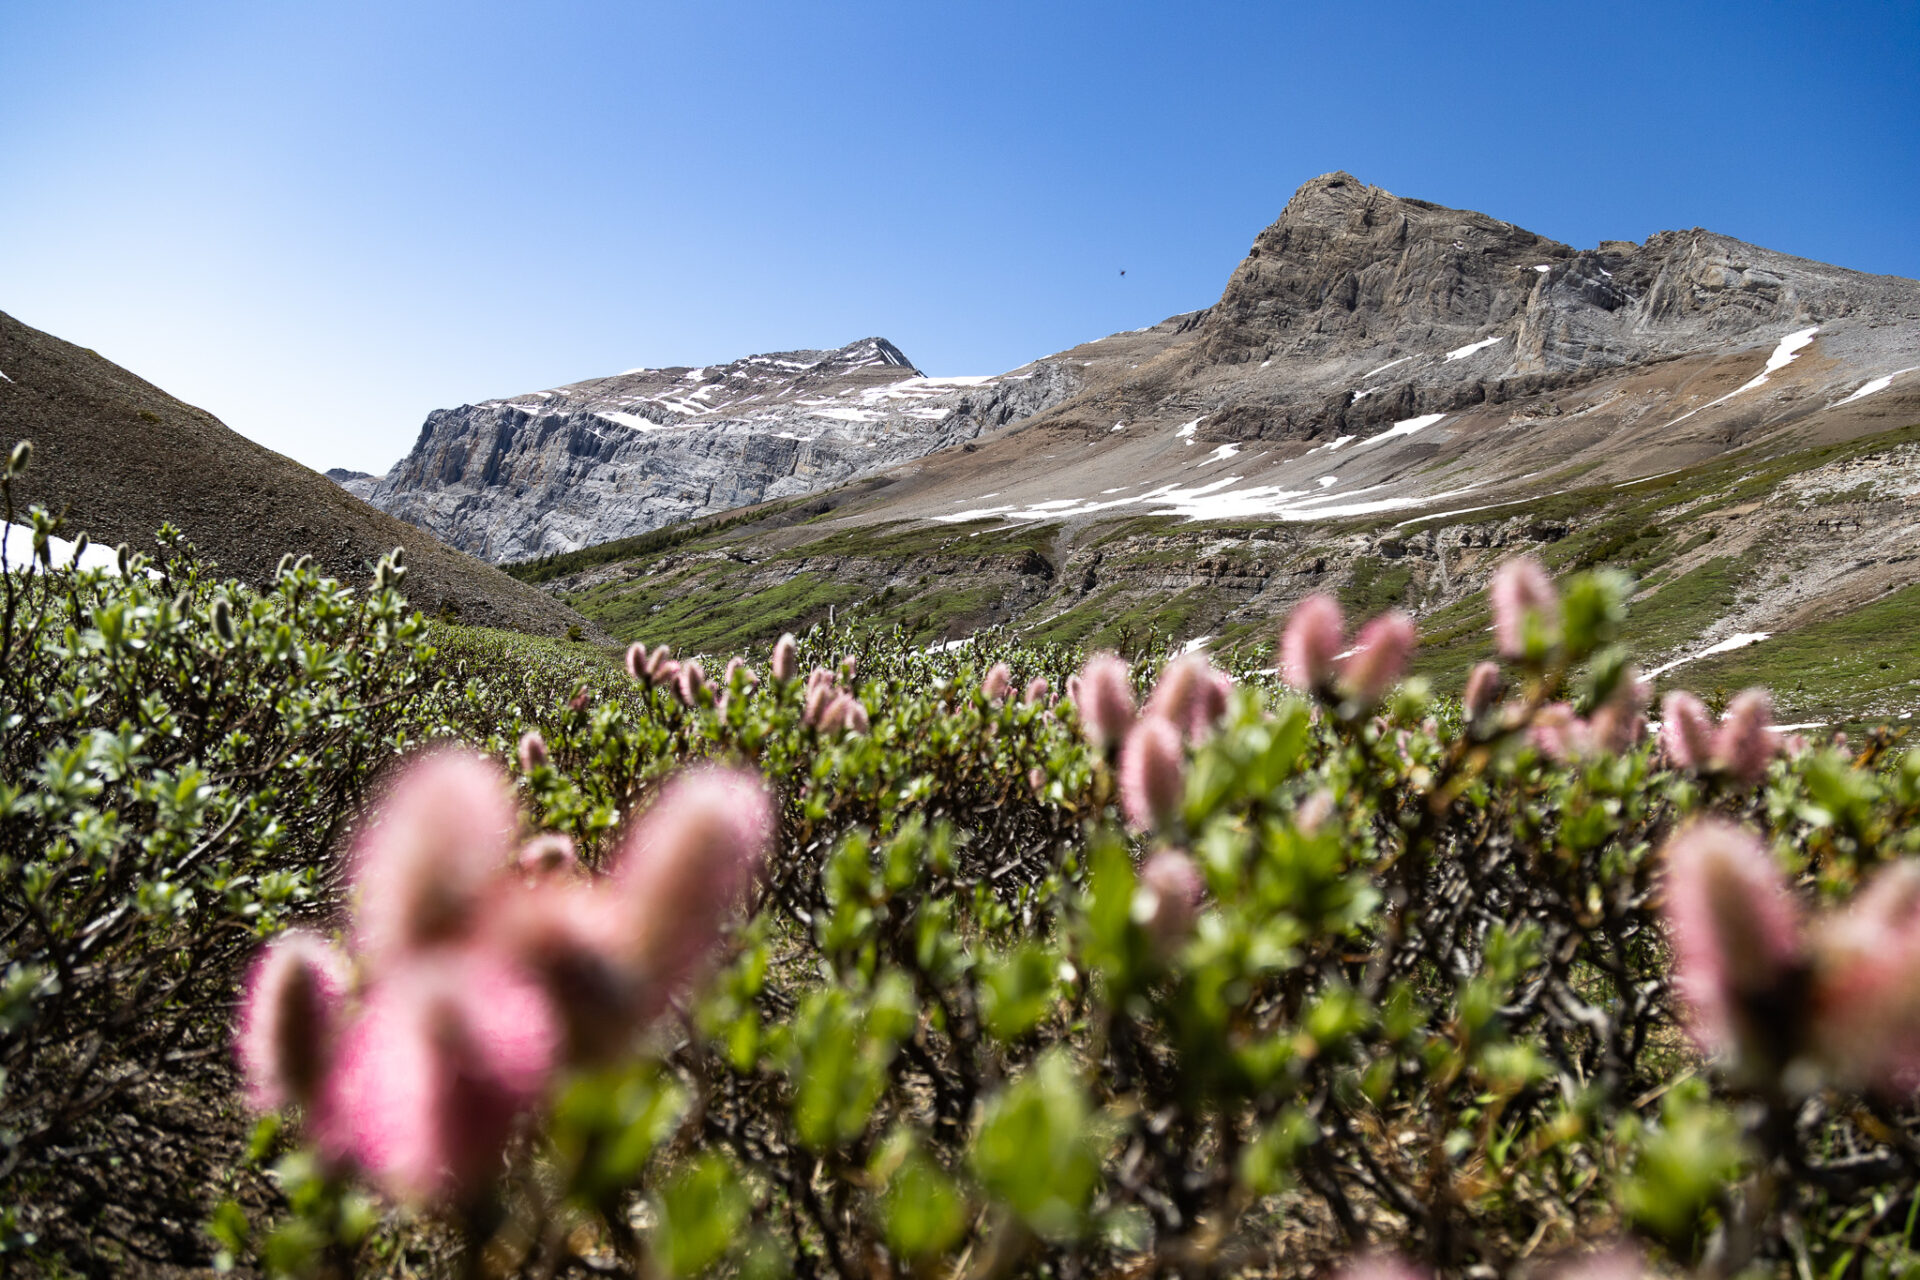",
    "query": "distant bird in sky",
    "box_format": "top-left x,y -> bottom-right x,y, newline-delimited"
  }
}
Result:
1119,269 -> 1126,276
